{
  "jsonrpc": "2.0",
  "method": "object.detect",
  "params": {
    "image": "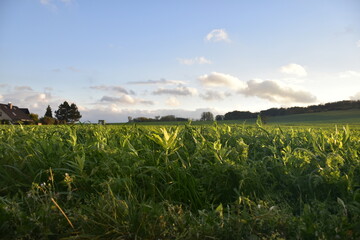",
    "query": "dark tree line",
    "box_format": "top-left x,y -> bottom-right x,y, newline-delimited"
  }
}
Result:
222,100 -> 360,120
39,101 -> 82,125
